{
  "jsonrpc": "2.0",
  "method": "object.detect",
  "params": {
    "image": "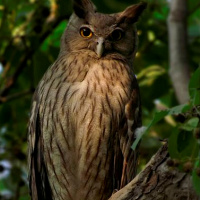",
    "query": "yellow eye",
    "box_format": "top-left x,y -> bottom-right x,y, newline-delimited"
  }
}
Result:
80,27 -> 93,38
110,29 -> 124,41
